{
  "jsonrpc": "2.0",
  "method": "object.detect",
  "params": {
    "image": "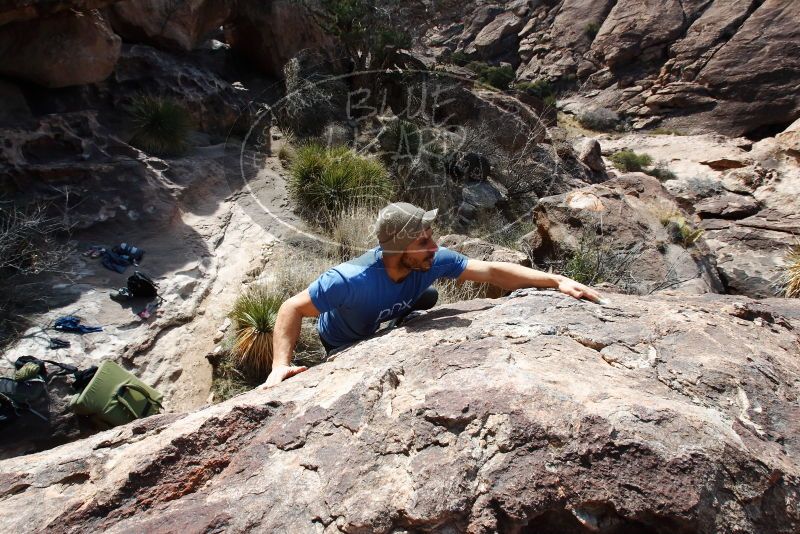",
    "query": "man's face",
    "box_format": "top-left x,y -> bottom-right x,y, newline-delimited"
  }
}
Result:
400,227 -> 438,271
